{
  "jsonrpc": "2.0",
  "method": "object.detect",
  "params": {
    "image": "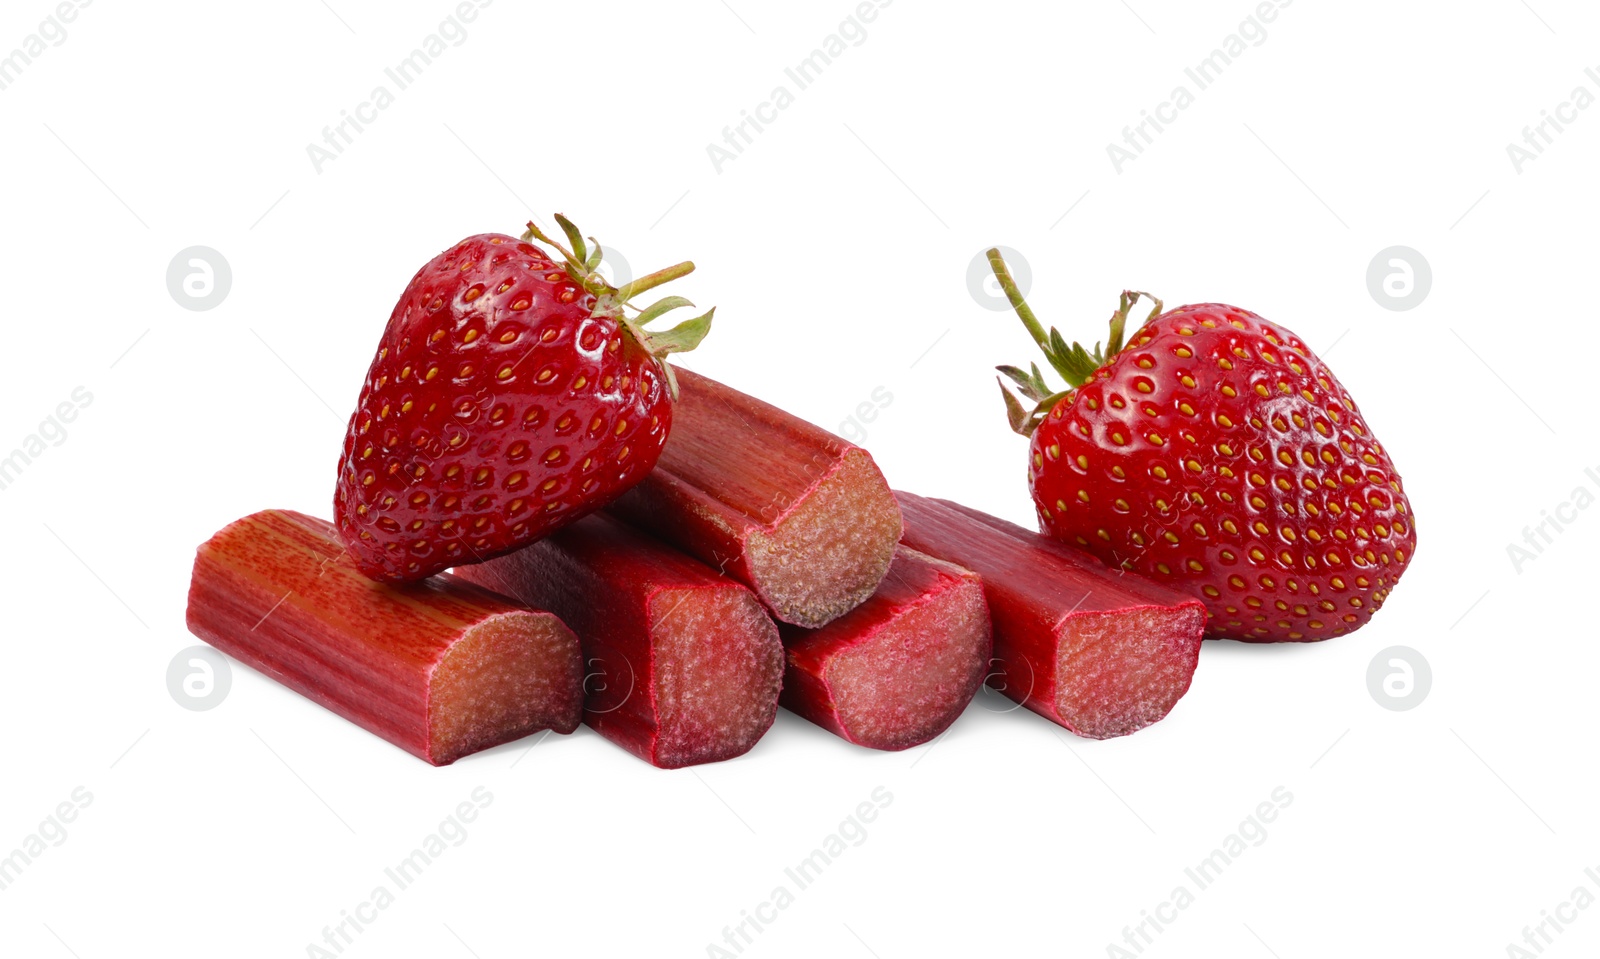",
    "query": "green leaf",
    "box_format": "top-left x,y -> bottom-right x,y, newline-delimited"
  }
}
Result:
634,295 -> 696,327
644,307 -> 714,356
1038,328 -> 1077,384
1037,389 -> 1073,414
997,378 -> 1034,436
522,219 -> 585,275
996,364 -> 1033,390
1106,295 -> 1129,357
996,365 -> 1051,403
554,214 -> 588,266
1047,337 -> 1094,385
